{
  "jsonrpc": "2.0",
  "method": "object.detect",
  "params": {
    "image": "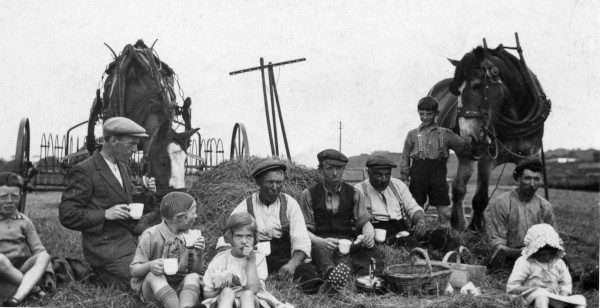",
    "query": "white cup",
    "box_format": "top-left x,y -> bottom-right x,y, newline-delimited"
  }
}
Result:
338,239 -> 352,255
256,241 -> 271,256
183,229 -> 202,248
129,203 -> 144,219
163,258 -> 178,275
374,229 -> 387,242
